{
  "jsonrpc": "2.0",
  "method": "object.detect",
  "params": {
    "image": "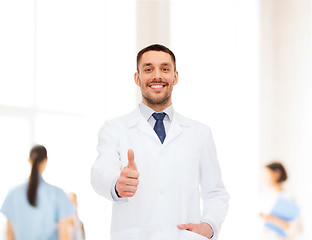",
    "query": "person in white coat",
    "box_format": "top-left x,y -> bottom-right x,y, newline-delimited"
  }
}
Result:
91,44 -> 229,240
